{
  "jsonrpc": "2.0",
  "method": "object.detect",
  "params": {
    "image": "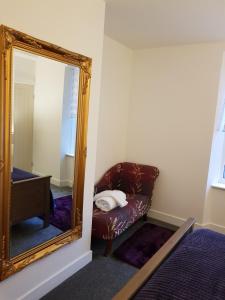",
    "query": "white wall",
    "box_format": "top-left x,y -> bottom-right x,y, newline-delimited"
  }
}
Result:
14,54 -> 36,85
95,36 -> 133,180
33,57 -> 65,184
63,155 -> 75,187
96,36 -> 225,230
126,43 -> 225,224
0,0 -> 105,299
13,84 -> 34,172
